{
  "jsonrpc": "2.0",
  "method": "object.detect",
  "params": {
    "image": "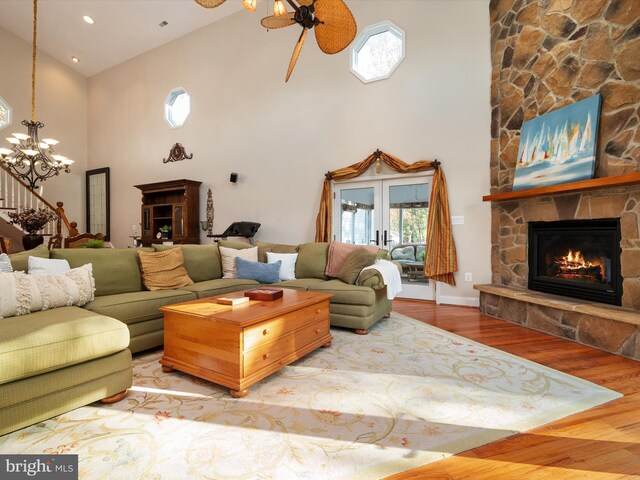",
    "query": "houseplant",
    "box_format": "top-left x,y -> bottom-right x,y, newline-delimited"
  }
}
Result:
7,207 -> 57,250
159,225 -> 172,240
